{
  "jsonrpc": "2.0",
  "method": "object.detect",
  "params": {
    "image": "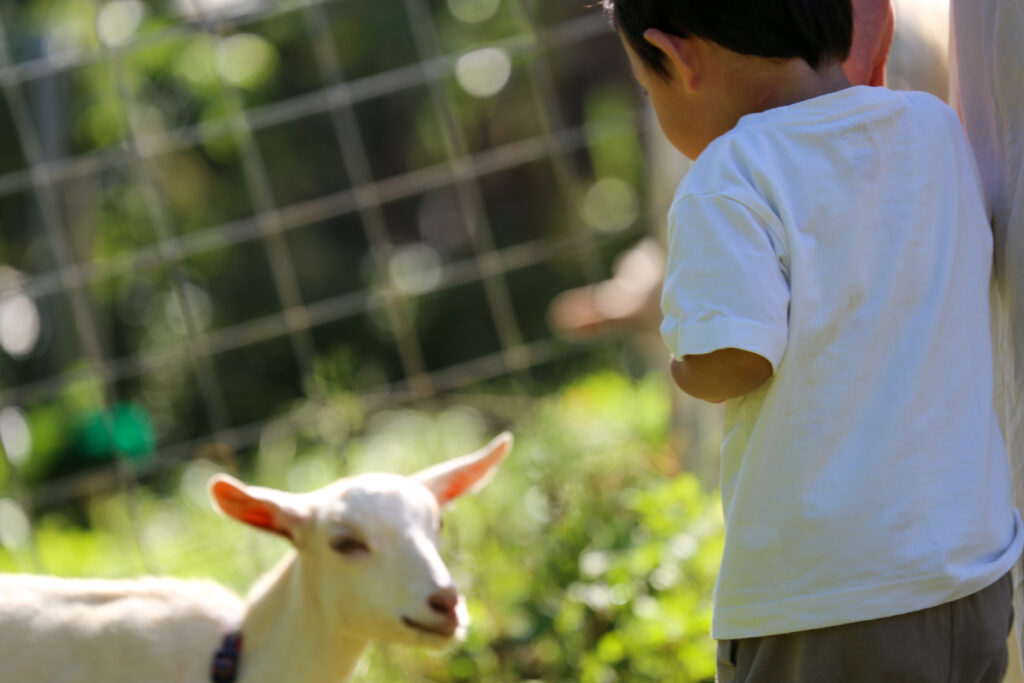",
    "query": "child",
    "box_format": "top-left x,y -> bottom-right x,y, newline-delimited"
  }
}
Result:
601,0 -> 1024,680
